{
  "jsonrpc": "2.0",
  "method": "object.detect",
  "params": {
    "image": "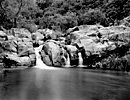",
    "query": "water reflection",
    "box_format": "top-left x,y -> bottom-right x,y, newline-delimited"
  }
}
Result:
0,68 -> 130,100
